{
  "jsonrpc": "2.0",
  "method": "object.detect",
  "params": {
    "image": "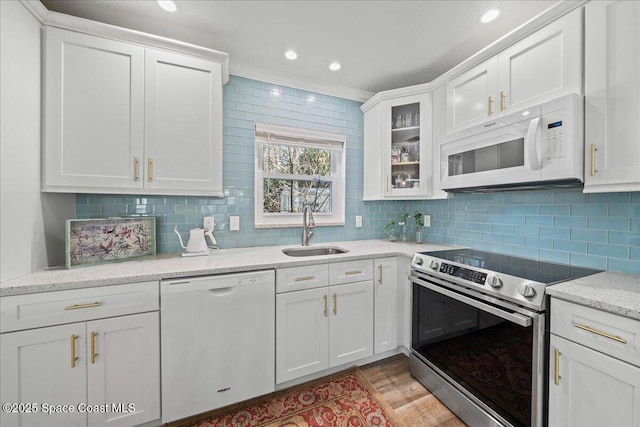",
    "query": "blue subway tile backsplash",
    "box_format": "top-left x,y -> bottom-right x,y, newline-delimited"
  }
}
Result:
75,75 -> 640,275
